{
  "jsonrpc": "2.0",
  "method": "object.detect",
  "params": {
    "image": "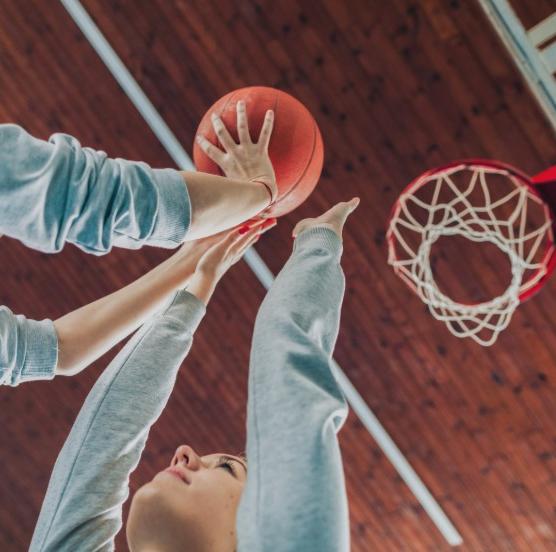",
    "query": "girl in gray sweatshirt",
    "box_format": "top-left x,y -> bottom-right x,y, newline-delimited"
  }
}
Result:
1,107 -> 355,550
